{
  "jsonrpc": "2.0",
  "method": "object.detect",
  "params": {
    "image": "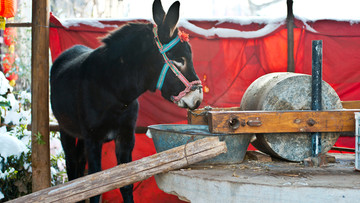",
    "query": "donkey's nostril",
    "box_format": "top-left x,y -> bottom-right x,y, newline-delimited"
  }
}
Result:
183,102 -> 189,109
193,100 -> 201,110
